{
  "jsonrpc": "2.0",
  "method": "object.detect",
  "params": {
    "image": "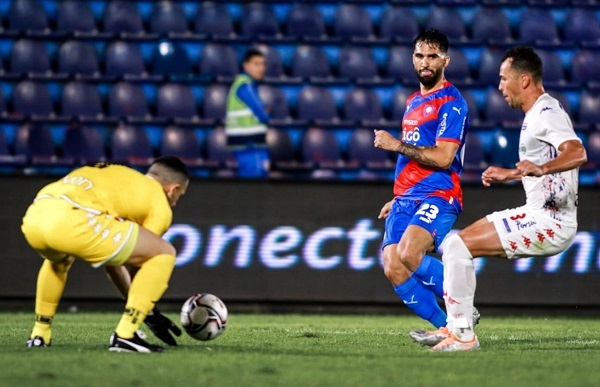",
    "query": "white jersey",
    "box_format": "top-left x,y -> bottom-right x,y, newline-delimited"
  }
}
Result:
519,93 -> 581,226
